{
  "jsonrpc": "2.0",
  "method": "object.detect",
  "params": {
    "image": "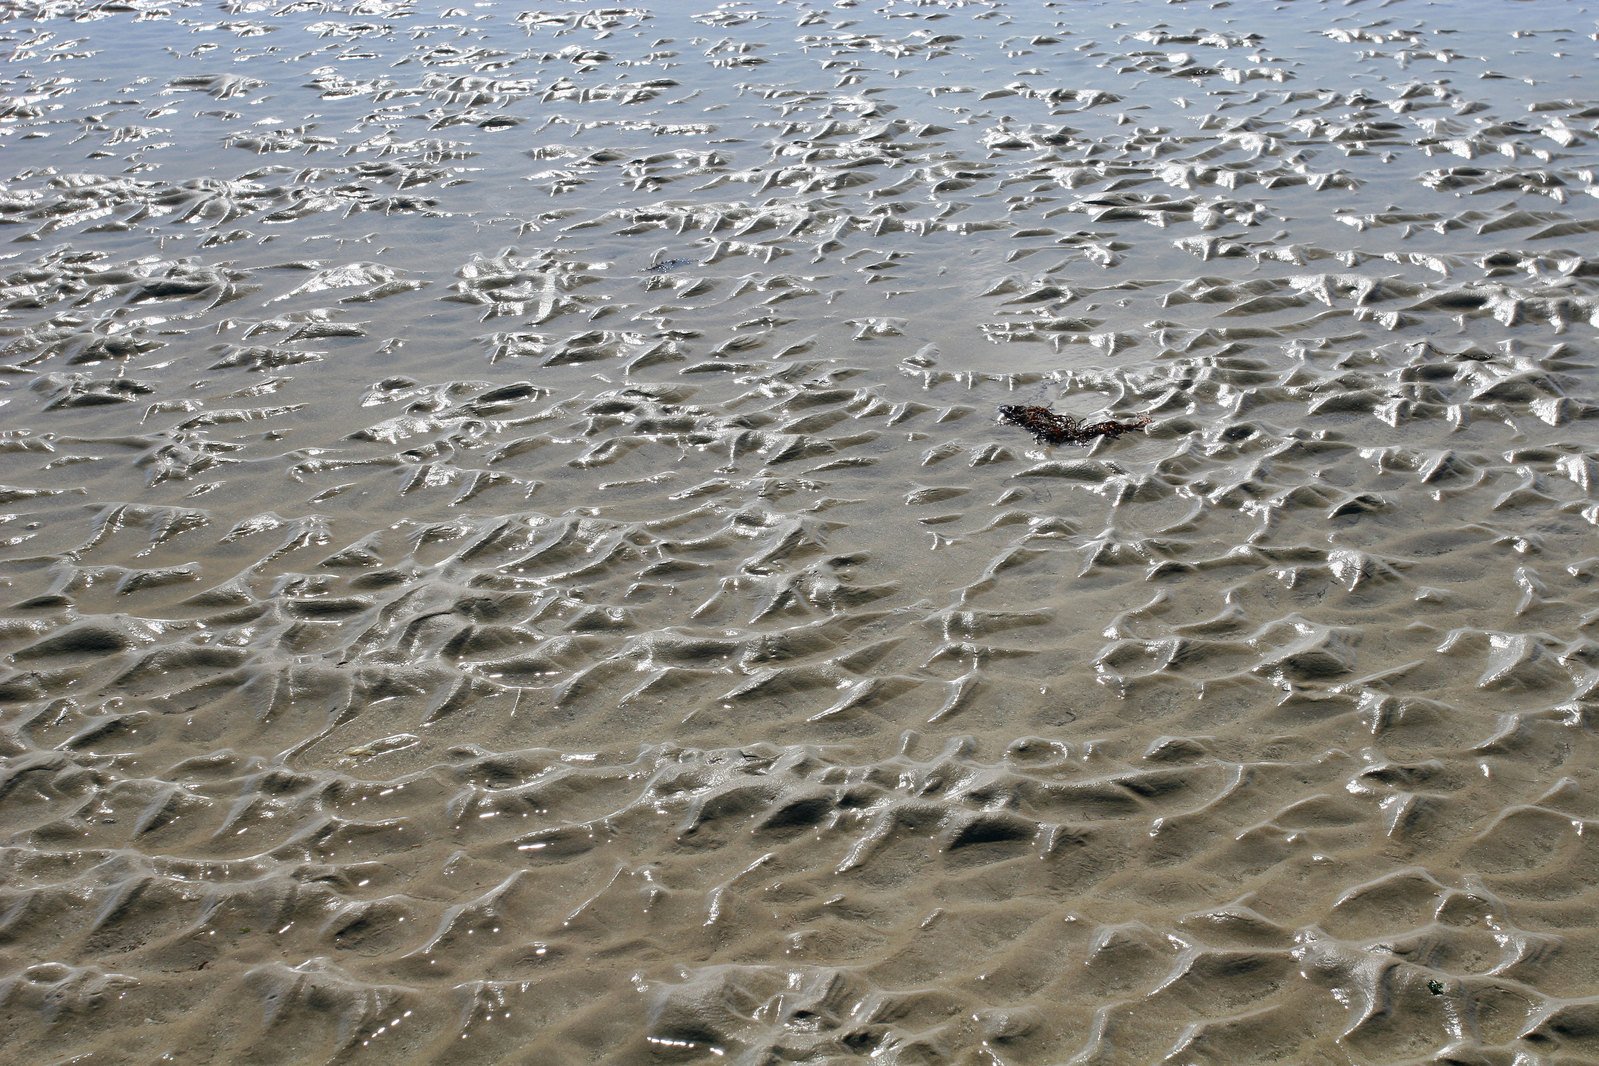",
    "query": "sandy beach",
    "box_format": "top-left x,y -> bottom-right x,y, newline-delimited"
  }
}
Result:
2,0 -> 1598,1061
